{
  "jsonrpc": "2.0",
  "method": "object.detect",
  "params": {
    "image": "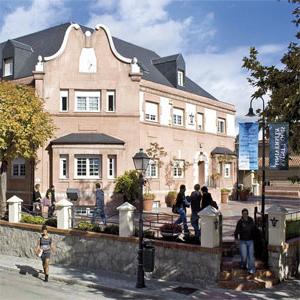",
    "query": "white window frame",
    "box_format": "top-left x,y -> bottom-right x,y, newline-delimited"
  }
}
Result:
74,155 -> 102,179
197,113 -> 204,130
145,160 -> 158,178
3,58 -> 13,77
106,90 -> 116,112
173,108 -> 184,126
177,70 -> 184,86
107,155 -> 117,179
75,91 -> 100,112
11,158 -> 25,177
224,163 -> 231,178
59,155 -> 69,179
60,90 -> 69,112
173,160 -> 184,178
145,102 -> 158,122
217,118 -> 226,134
